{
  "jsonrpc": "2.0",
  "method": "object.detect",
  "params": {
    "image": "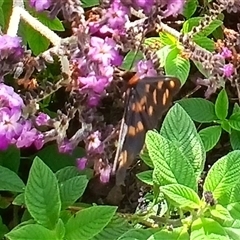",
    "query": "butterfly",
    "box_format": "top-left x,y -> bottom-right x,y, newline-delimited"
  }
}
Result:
112,74 -> 181,186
